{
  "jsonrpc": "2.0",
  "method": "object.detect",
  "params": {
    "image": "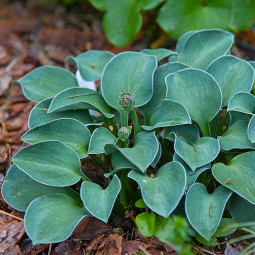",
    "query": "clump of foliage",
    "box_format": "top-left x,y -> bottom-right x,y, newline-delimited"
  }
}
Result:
88,0 -> 255,47
2,29 -> 255,251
